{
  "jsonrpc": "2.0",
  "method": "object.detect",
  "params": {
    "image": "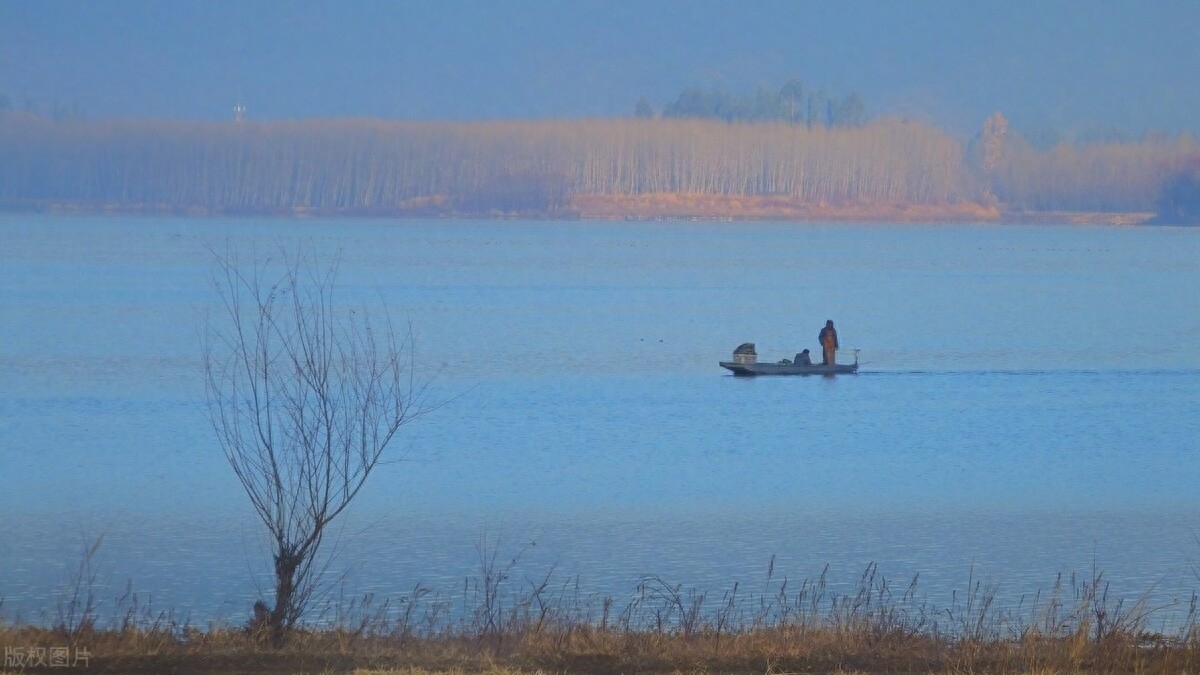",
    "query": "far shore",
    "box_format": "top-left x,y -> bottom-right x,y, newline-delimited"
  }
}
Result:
571,193 -> 1156,225
0,194 -> 1158,226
